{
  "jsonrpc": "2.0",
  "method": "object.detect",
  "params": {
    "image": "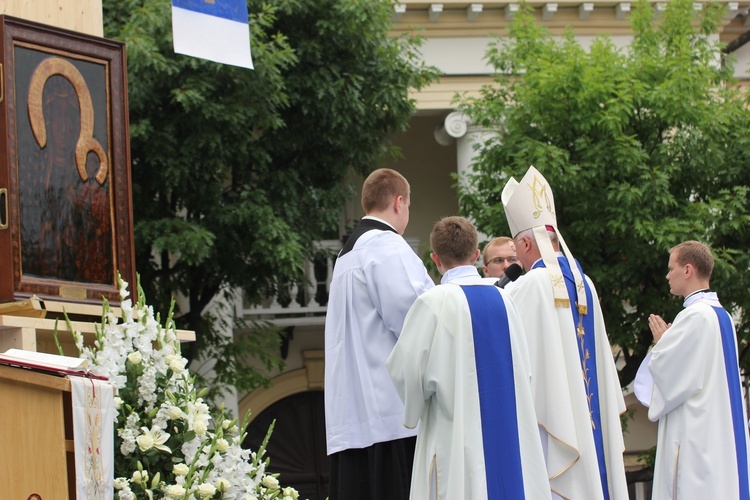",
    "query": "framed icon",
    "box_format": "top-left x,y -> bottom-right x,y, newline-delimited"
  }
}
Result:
0,15 -> 135,305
